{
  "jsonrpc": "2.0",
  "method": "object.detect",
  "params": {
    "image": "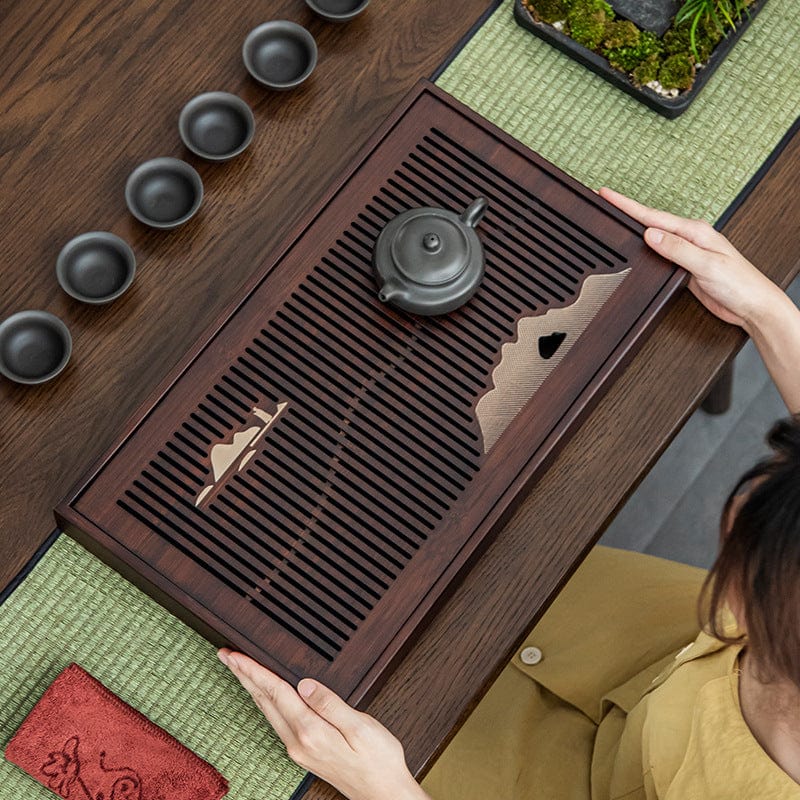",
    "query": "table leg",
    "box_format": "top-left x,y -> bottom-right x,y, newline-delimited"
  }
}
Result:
701,362 -> 734,415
